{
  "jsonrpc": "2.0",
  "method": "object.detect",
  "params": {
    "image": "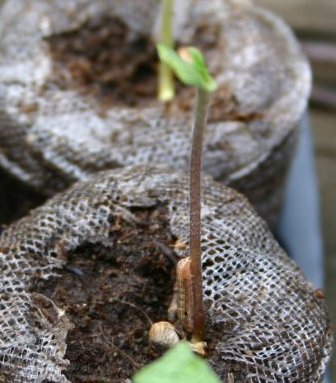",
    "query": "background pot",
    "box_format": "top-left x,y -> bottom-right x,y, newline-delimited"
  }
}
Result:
0,0 -> 310,227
